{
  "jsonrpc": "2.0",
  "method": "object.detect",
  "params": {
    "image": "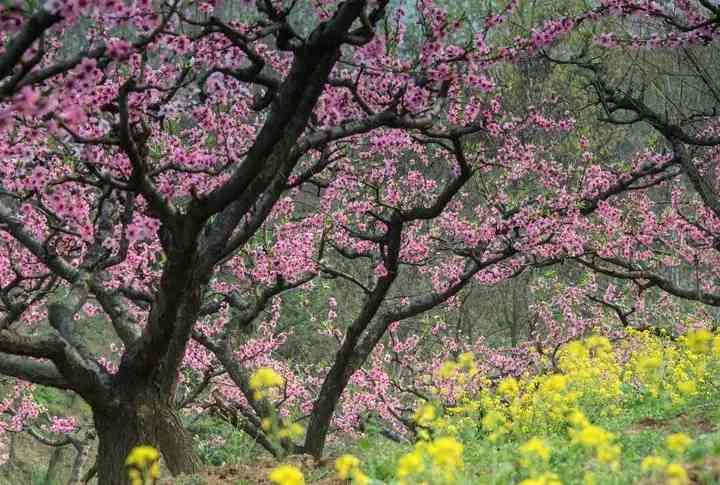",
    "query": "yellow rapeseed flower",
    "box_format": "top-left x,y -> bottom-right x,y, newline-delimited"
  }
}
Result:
637,355 -> 662,372
566,409 -> 590,428
563,341 -> 588,360
665,463 -> 690,485
250,367 -> 284,390
335,454 -> 361,480
640,455 -> 668,472
351,469 -> 370,485
572,425 -> 613,448
685,329 -> 713,353
676,379 -> 697,395
268,464 -> 304,485
498,377 -> 520,398
413,403 -> 436,428
125,445 -> 160,468
438,361 -> 458,379
458,352 -> 475,368
596,443 -> 621,466
543,375 -> 568,393
586,335 -> 612,353
427,436 -> 464,469
519,437 -> 551,463
276,422 -> 305,440
665,433 -> 692,454
125,446 -> 161,485
482,410 -> 508,431
519,472 -> 562,485
396,450 -> 424,478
